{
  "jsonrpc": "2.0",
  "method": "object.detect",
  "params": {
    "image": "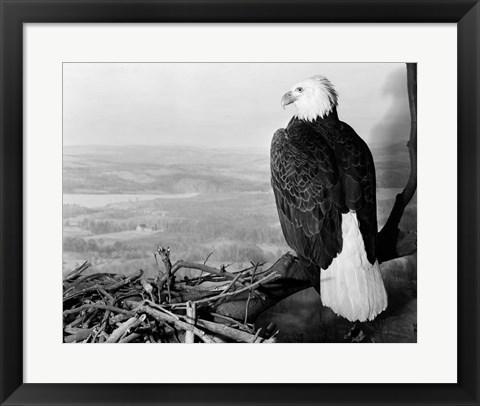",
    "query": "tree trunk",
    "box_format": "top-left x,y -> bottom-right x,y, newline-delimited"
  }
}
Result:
377,63 -> 417,262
